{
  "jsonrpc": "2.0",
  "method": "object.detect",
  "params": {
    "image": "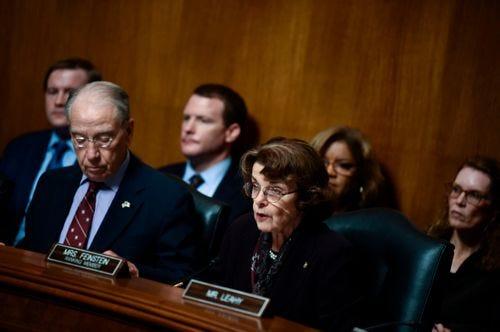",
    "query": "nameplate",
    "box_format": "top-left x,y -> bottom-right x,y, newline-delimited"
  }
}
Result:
46,243 -> 129,278
182,279 -> 270,317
